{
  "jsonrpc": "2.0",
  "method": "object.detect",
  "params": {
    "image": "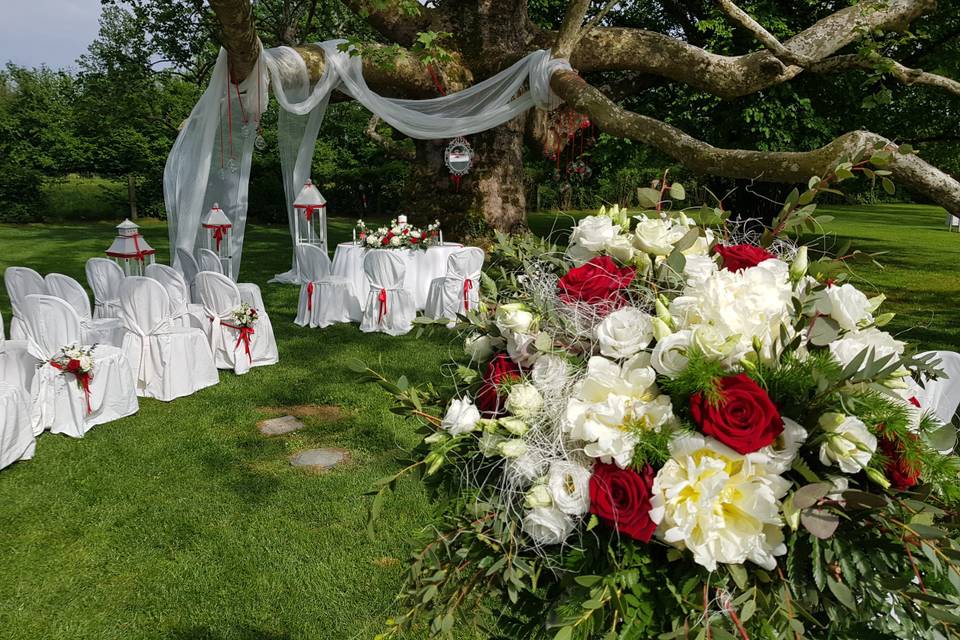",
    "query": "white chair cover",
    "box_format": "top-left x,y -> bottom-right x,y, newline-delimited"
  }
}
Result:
424,247 -> 485,324
85,258 -> 125,319
295,244 -> 361,328
0,381 -> 35,471
44,273 -> 124,347
359,250 -> 416,336
199,248 -> 267,313
917,351 -> 960,426
0,310 -> 37,390
119,277 -> 219,401
195,272 -> 279,375
22,294 -> 138,438
176,247 -> 201,302
4,267 -> 46,340
198,248 -> 225,274
145,263 -> 208,334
